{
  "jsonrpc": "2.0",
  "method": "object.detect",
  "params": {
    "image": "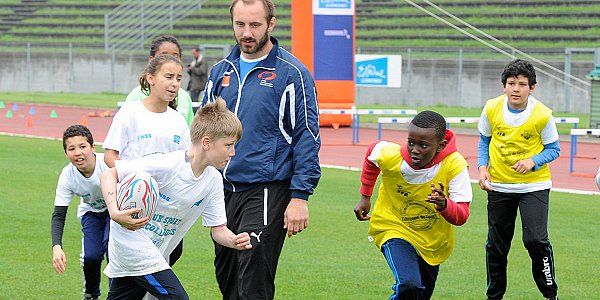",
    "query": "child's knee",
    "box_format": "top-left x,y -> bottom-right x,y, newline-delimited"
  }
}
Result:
82,250 -> 105,263
523,238 -> 550,253
161,287 -> 189,300
392,280 -> 424,300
